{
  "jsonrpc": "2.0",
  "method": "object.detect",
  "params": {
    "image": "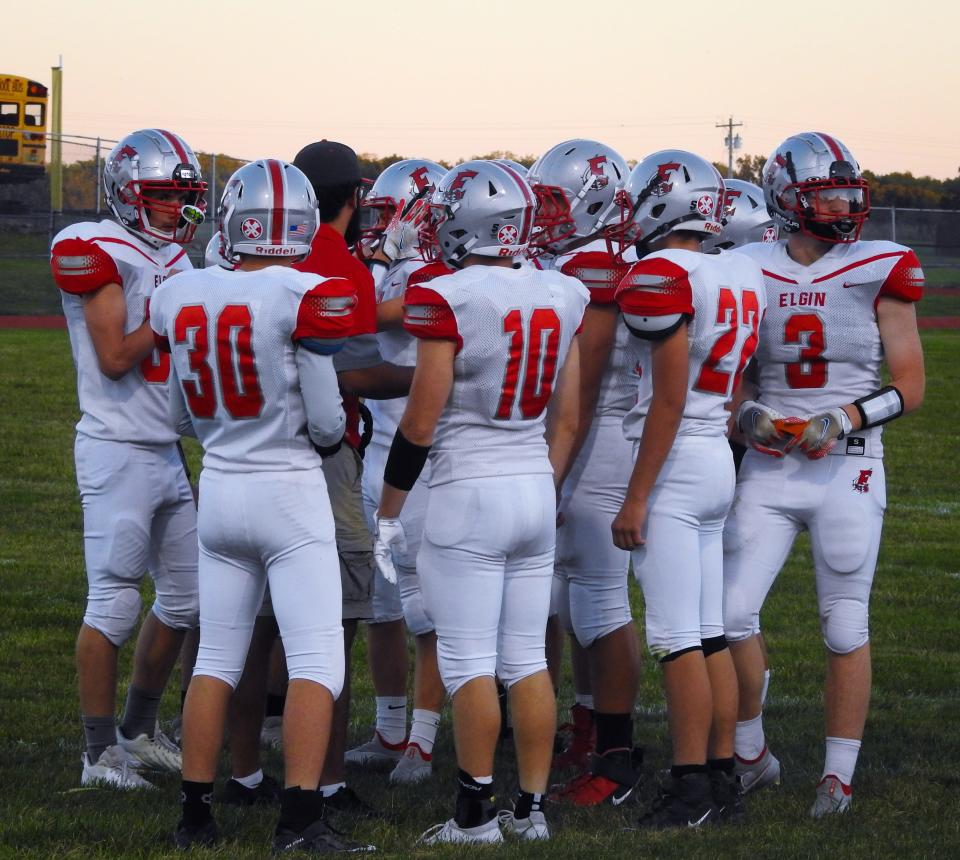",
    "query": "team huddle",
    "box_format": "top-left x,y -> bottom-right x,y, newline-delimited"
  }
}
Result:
50,127 -> 925,853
